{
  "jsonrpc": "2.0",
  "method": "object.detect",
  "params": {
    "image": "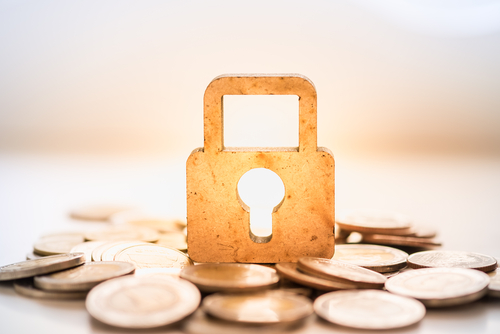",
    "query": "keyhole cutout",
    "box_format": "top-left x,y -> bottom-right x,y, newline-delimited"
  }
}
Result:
237,168 -> 285,243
